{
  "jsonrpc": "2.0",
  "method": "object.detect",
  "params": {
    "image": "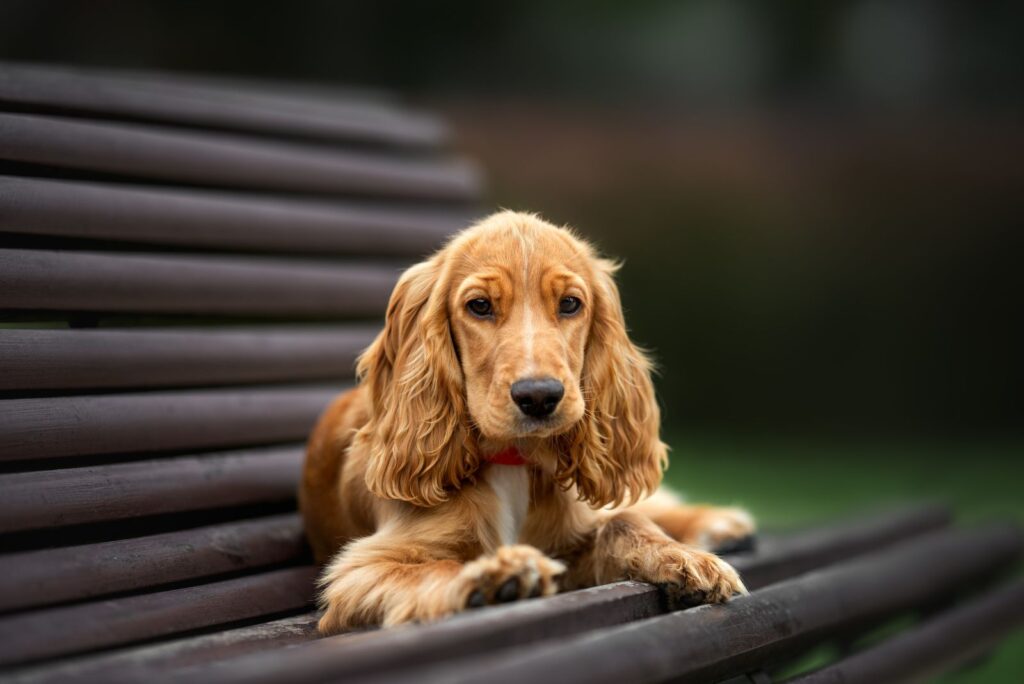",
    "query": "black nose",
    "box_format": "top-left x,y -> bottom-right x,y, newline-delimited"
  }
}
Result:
511,378 -> 564,418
